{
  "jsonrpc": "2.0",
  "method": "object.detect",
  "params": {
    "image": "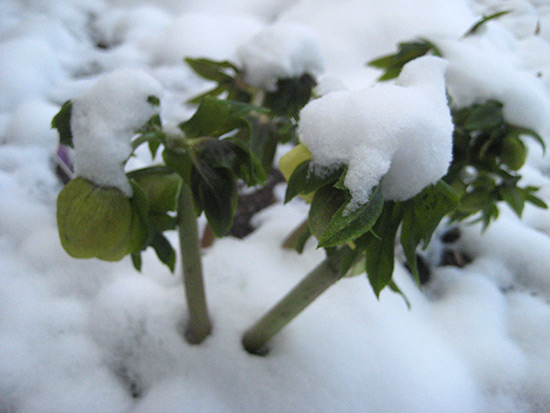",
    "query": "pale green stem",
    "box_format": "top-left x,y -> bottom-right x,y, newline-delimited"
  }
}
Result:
242,256 -> 340,355
177,181 -> 212,344
281,218 -> 309,250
